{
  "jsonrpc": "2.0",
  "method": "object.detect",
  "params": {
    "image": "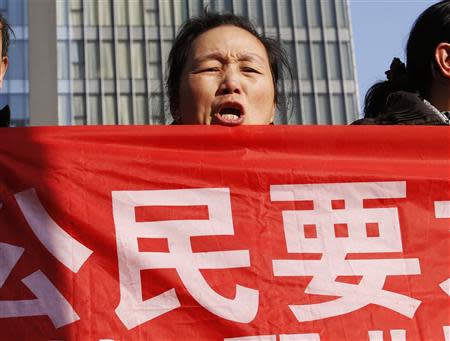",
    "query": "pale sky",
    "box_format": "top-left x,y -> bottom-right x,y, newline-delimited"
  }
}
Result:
349,0 -> 435,116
